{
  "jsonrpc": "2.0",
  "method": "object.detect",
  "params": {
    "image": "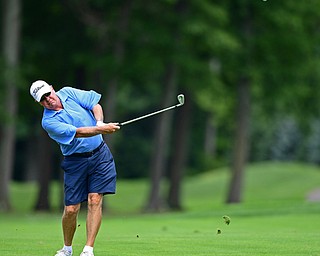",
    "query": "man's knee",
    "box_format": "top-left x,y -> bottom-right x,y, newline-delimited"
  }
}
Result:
88,193 -> 103,207
64,204 -> 81,217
